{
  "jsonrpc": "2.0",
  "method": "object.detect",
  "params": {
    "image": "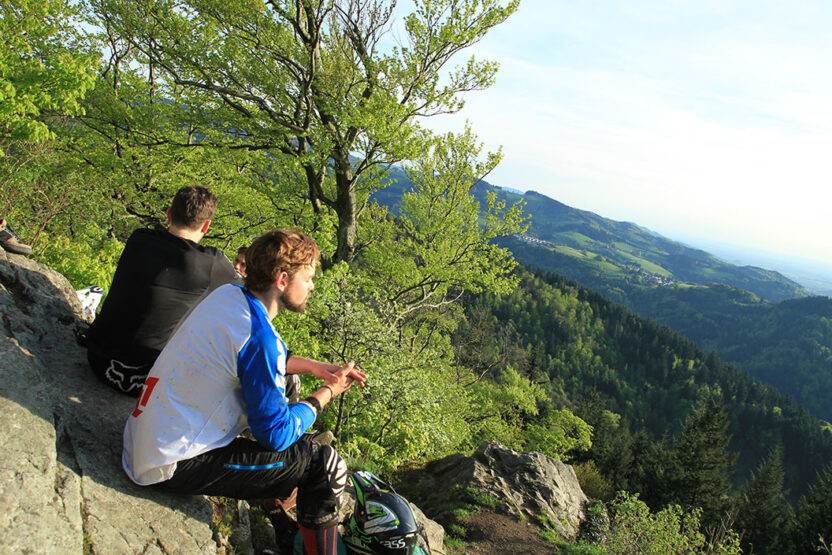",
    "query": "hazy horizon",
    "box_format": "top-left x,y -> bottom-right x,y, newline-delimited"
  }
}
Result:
501,182 -> 832,295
